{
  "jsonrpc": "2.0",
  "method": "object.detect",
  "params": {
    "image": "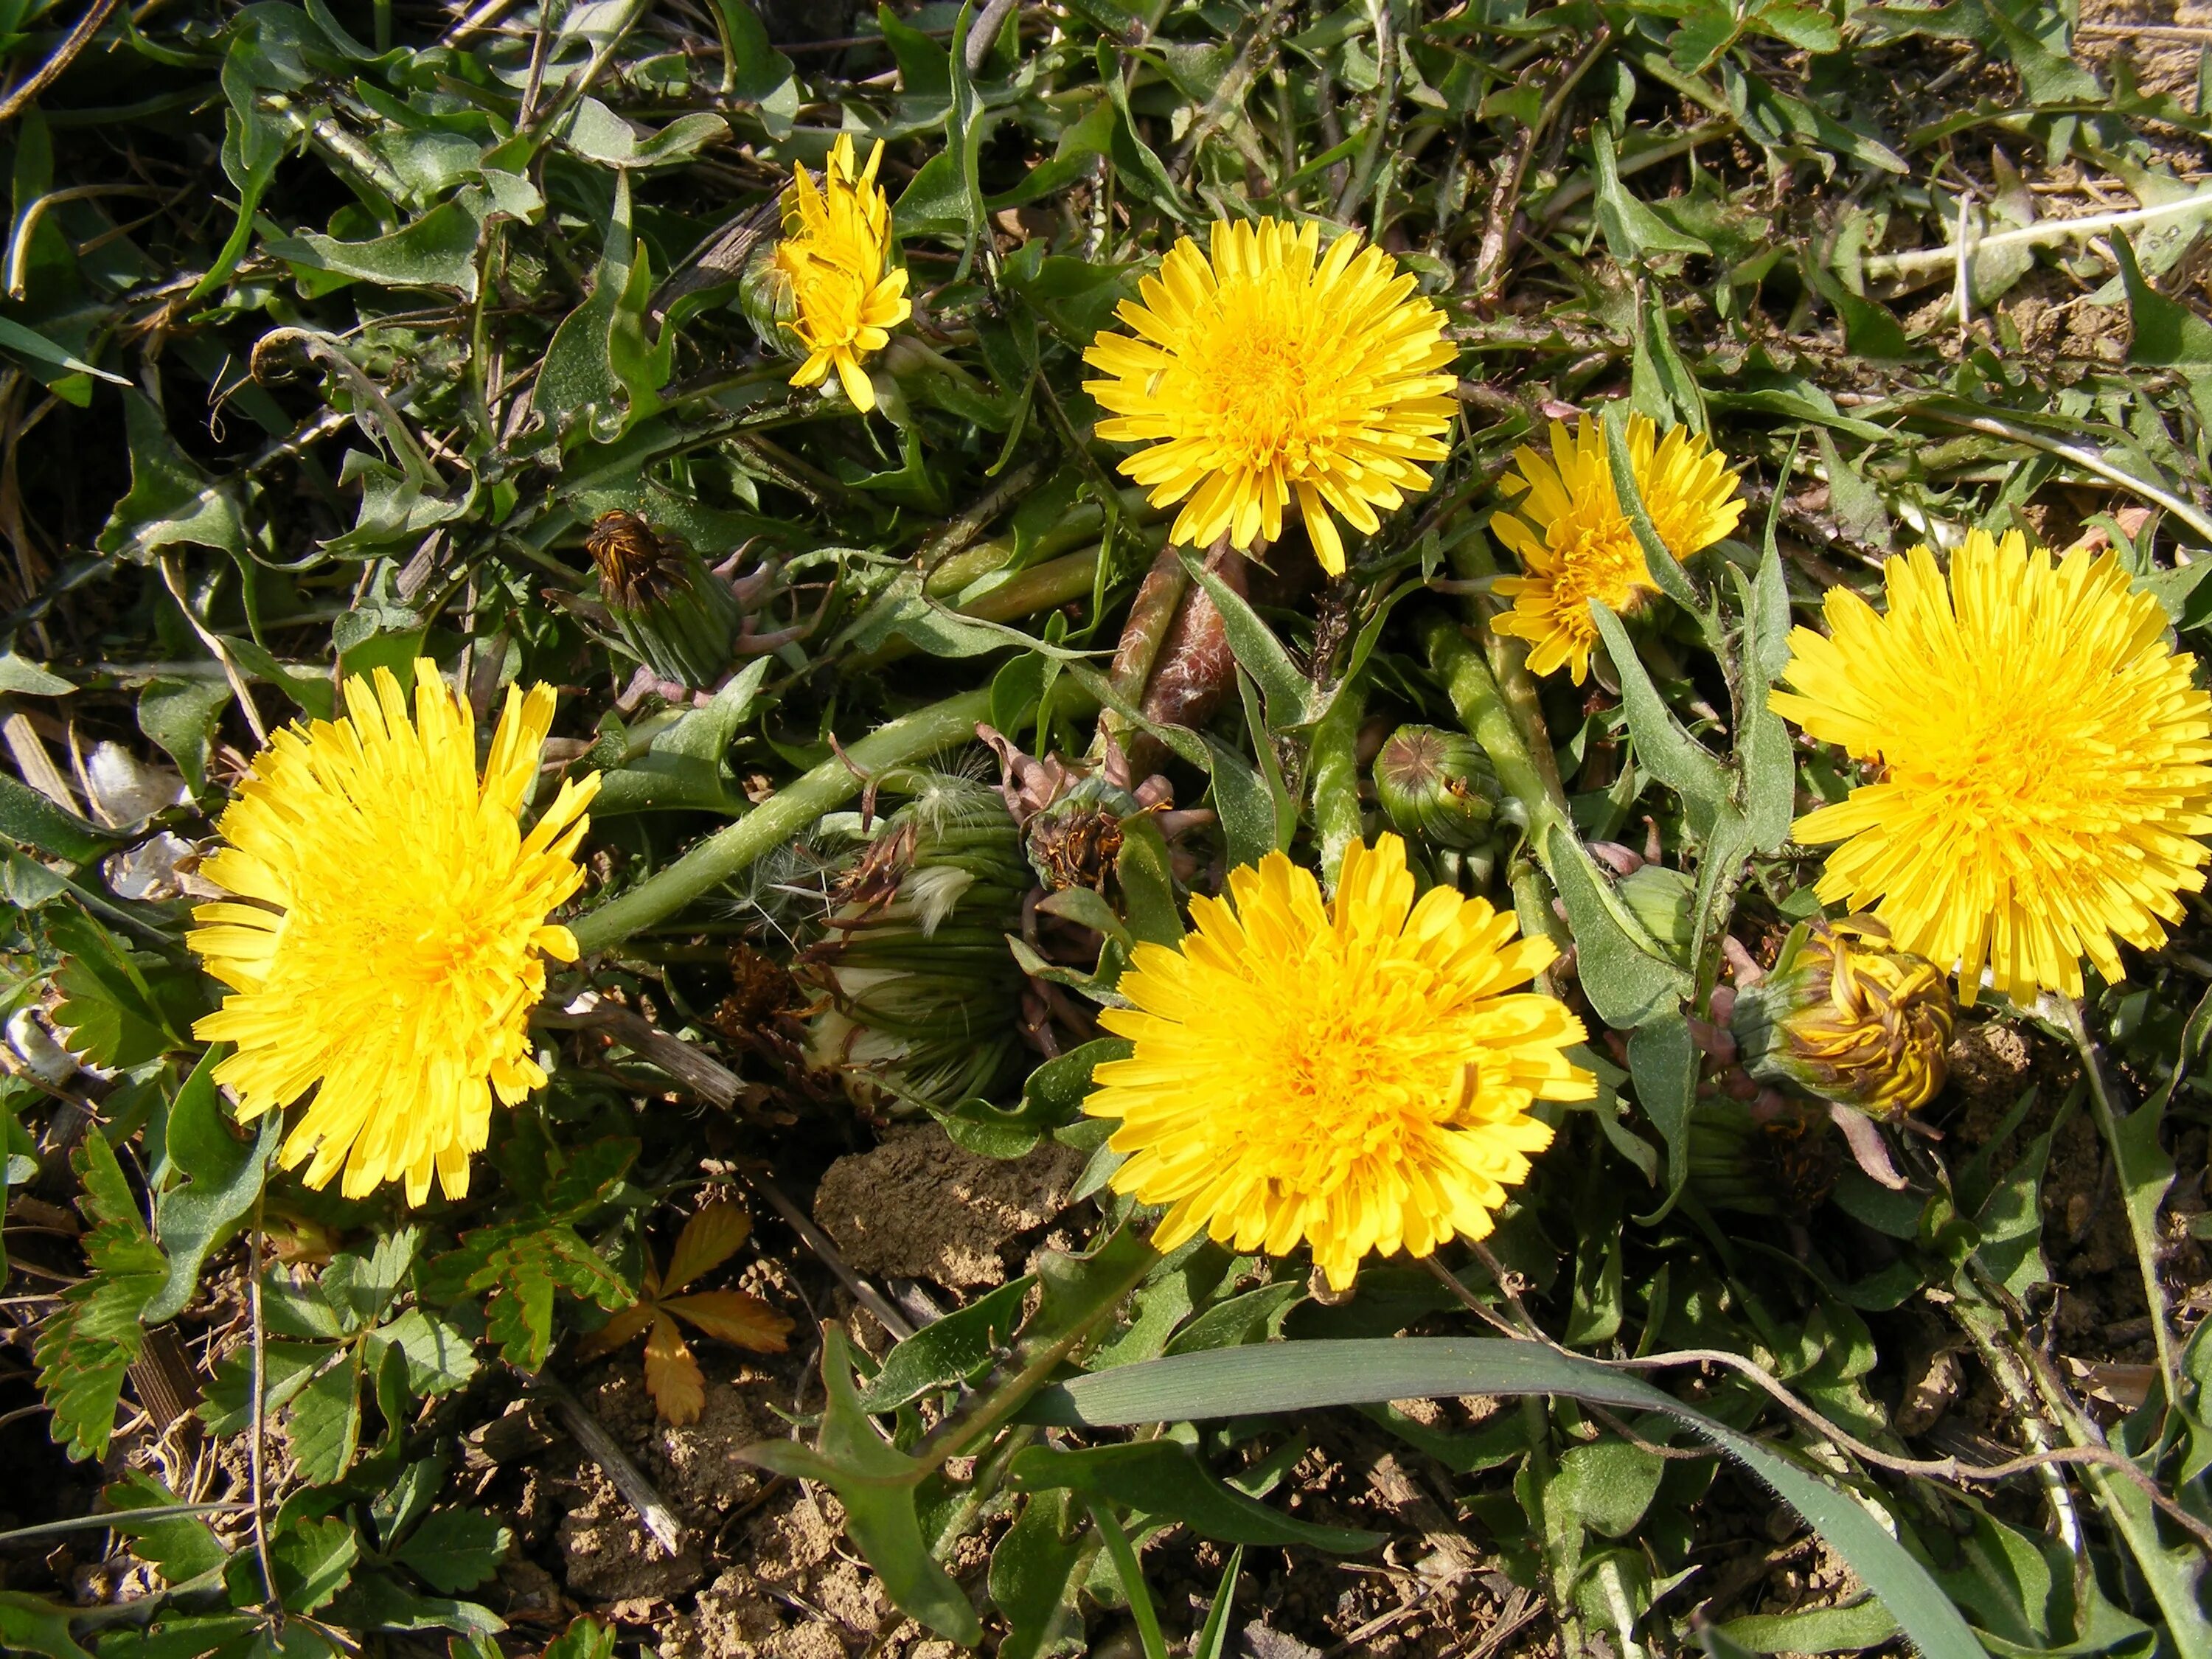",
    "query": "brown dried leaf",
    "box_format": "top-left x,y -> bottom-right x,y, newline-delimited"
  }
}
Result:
573,1298 -> 658,1361
661,1201 -> 752,1295
662,1289 -> 793,1354
644,1312 -> 705,1425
